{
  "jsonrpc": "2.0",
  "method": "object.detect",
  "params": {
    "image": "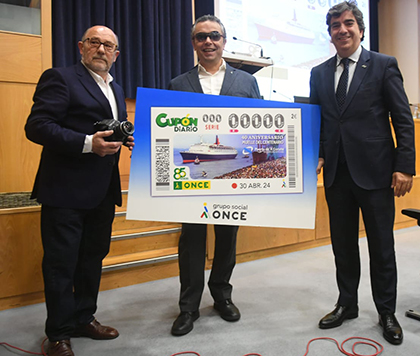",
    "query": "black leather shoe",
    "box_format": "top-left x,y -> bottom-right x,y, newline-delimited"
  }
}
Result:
214,299 -> 241,321
379,313 -> 403,345
47,340 -> 74,356
171,311 -> 200,336
319,305 -> 358,329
